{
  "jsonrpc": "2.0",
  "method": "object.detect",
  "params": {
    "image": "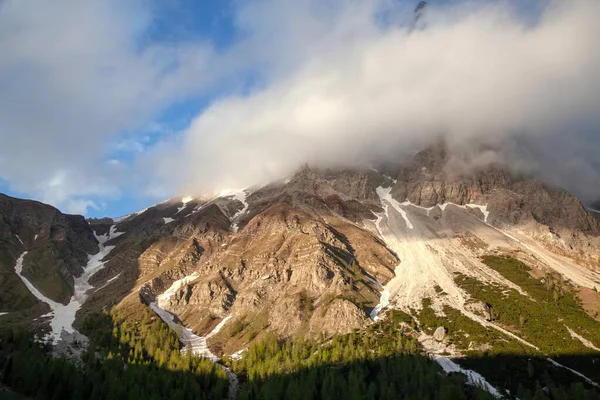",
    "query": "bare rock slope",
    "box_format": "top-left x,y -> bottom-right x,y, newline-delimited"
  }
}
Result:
2,143 -> 600,361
